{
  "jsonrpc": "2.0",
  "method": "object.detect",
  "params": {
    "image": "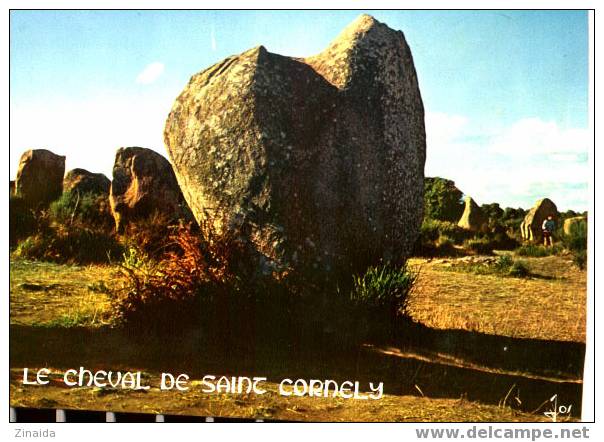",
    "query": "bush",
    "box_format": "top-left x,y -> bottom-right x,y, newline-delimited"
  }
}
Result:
489,231 -> 519,251
421,219 -> 471,244
120,211 -> 184,259
10,195 -> 37,247
13,227 -> 123,265
562,220 -> 587,270
562,220 -> 587,253
111,224 -> 250,330
437,235 -> 454,247
11,190 -> 122,264
349,263 -> 417,340
572,249 -> 587,270
497,254 -> 532,278
111,222 -> 420,347
49,191 -> 113,230
494,254 -> 514,272
463,238 -> 494,255
351,264 -> 416,317
419,218 -> 441,243
441,222 -> 472,244
424,177 -> 464,222
508,260 -> 530,277
514,244 -> 563,257
413,219 -> 471,257
434,235 -> 455,256
415,218 -> 517,256
501,208 -> 526,237
481,202 -> 504,223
